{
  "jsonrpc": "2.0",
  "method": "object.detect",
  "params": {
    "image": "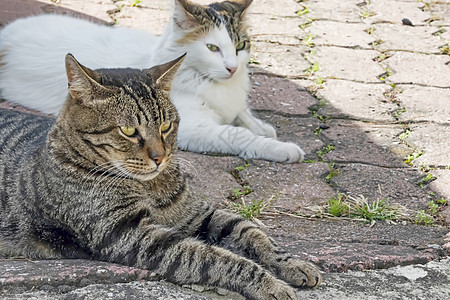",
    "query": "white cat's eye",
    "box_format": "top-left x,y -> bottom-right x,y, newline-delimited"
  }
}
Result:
207,44 -> 220,52
120,126 -> 137,137
160,121 -> 172,134
236,41 -> 247,51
